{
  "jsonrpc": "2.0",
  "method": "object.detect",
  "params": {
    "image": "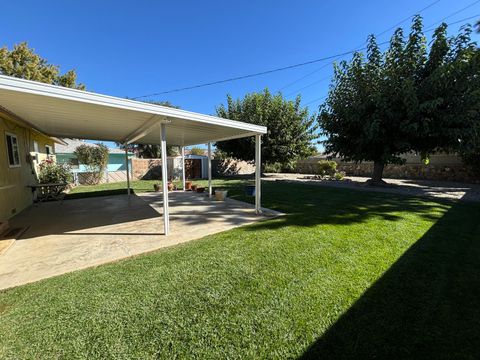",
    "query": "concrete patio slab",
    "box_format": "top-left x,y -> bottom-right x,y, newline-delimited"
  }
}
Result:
0,192 -> 280,290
